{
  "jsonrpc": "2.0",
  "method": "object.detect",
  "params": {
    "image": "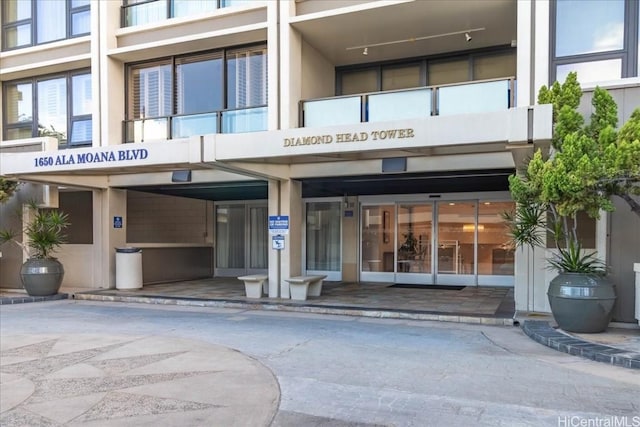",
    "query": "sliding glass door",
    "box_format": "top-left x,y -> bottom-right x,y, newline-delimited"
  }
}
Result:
396,204 -> 433,284
435,201 -> 476,285
359,198 -> 515,287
